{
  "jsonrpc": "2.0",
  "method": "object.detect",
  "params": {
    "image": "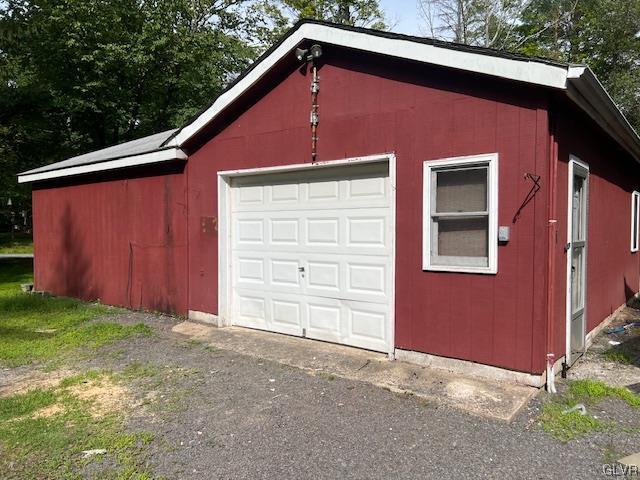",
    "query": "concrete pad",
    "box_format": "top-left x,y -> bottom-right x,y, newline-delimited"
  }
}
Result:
619,452 -> 640,468
171,321 -> 213,338
171,322 -> 537,421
